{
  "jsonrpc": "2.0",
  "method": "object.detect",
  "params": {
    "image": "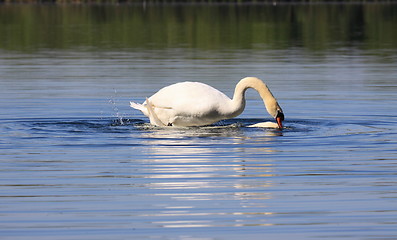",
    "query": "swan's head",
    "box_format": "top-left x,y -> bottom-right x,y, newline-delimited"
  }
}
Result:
266,102 -> 284,129
275,109 -> 284,129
